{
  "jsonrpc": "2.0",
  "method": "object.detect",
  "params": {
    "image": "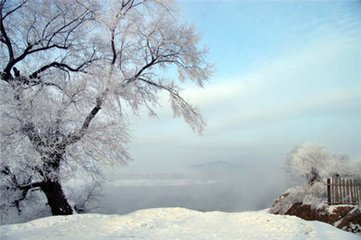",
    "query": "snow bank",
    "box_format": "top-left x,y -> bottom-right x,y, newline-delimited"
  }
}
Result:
1,208 -> 359,240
